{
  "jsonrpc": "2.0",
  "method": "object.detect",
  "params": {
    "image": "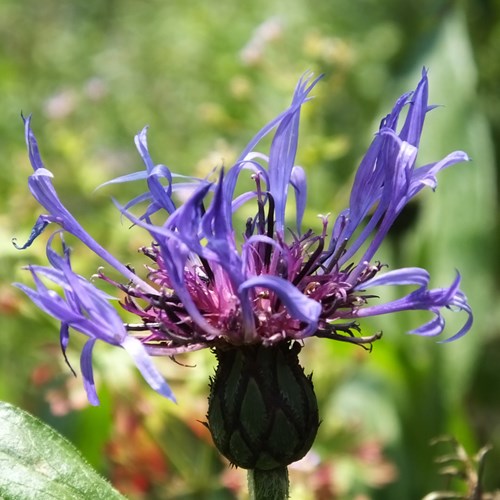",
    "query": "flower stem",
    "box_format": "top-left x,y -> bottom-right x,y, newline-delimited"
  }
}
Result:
247,467 -> 289,500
